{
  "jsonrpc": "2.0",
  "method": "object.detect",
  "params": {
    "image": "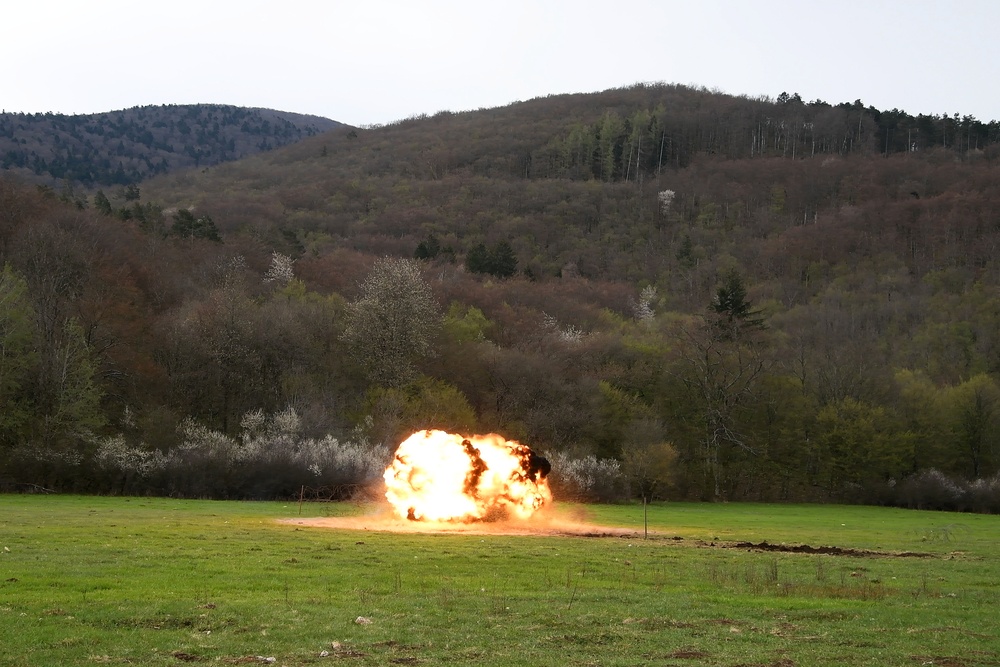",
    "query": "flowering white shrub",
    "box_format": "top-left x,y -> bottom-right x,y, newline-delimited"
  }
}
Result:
264,252 -> 295,284
9,444 -> 84,466
95,436 -> 167,477
631,285 -> 657,322
91,408 -> 391,498
546,451 -> 625,502
176,417 -> 242,462
658,189 -> 676,215
542,313 -> 584,343
294,434 -> 391,485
